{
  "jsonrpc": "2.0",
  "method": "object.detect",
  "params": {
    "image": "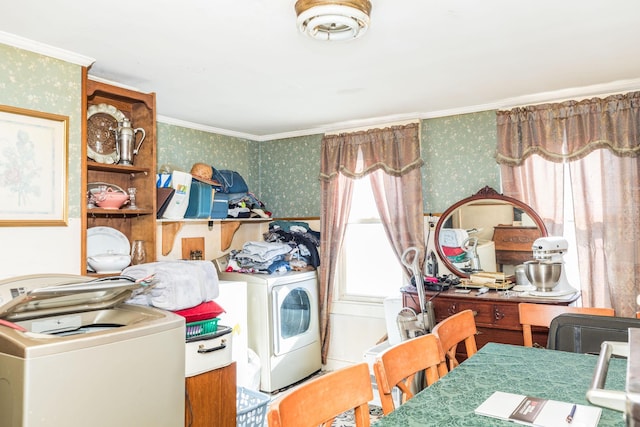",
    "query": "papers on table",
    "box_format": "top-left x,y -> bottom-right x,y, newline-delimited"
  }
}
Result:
474,391 -> 601,427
